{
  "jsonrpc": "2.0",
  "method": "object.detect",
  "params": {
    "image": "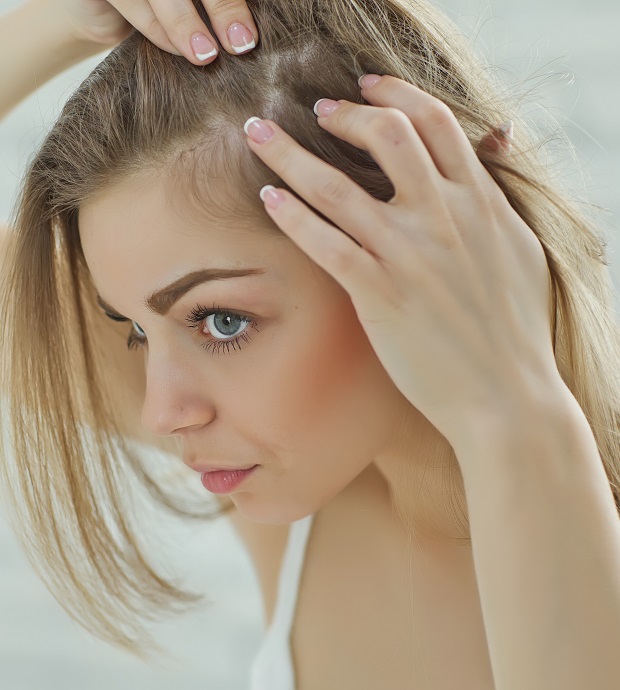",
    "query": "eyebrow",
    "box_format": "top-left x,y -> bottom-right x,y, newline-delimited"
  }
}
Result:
96,267 -> 266,318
